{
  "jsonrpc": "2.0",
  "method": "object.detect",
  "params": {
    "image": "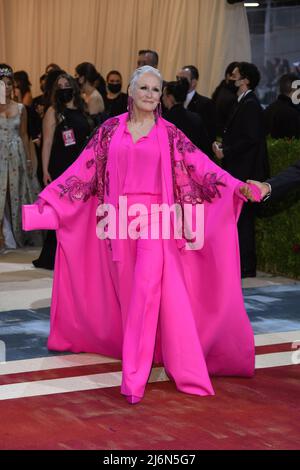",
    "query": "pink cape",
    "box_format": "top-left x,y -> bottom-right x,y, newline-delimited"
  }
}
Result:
24,114 -> 255,391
